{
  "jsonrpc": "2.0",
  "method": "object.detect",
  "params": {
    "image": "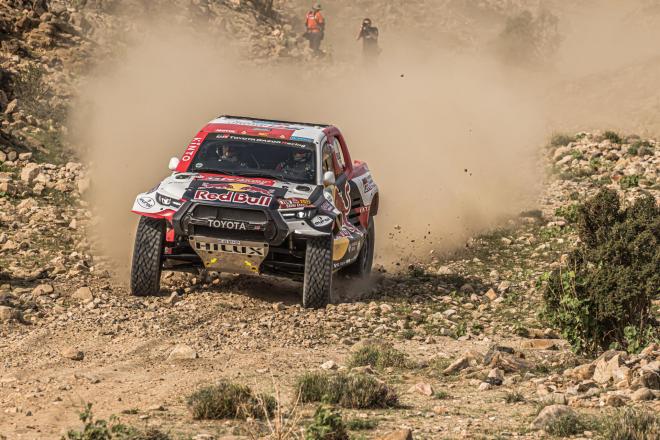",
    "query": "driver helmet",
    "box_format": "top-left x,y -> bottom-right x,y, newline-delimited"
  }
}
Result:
313,3 -> 322,11
221,145 -> 238,161
363,18 -> 372,26
292,150 -> 309,163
